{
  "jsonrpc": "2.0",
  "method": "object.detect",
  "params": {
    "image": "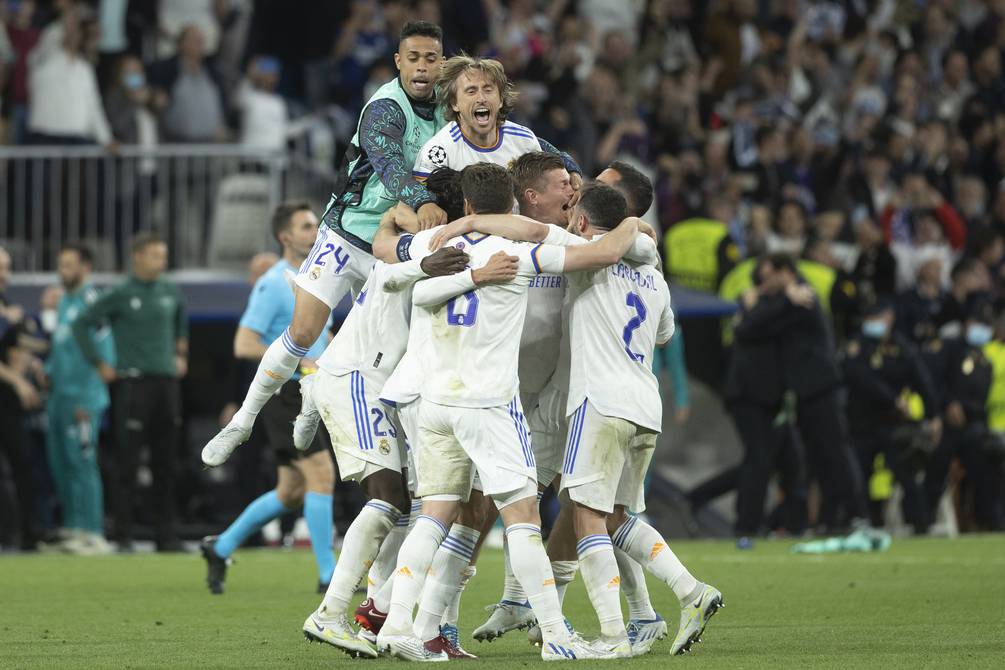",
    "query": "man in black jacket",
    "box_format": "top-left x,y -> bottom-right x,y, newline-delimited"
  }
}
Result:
727,260 -> 807,537
740,253 -> 870,532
